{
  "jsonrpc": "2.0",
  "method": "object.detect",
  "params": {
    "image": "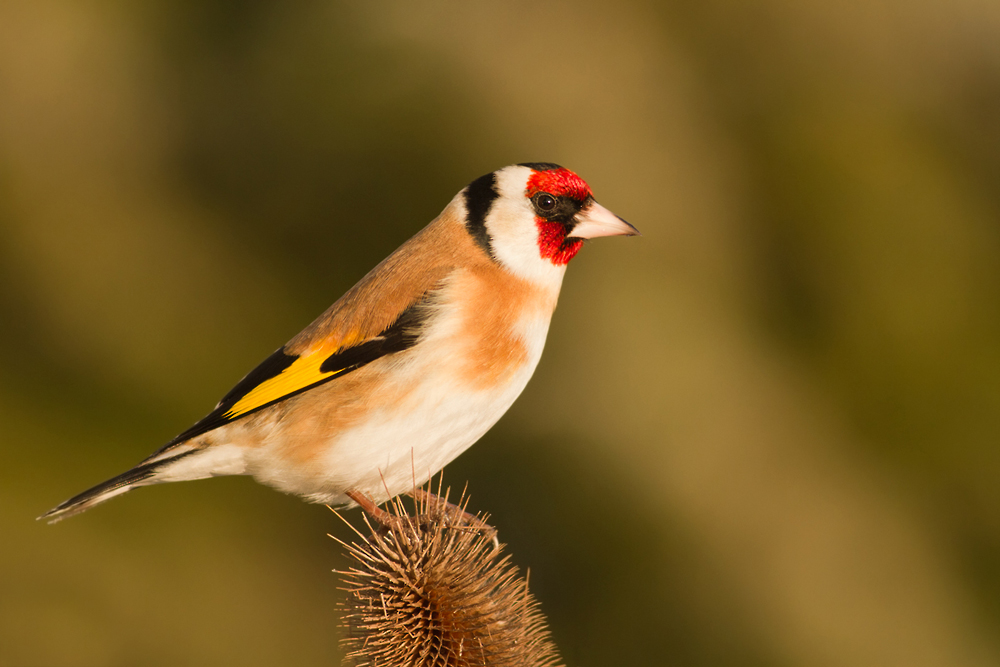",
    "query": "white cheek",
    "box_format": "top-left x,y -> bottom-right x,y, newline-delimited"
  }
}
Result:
486,172 -> 568,290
